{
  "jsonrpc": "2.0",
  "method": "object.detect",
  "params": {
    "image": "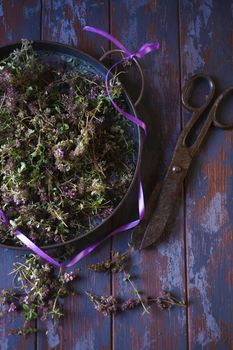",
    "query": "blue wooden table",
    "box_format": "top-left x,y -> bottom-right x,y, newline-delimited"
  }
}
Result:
0,1 -> 233,349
